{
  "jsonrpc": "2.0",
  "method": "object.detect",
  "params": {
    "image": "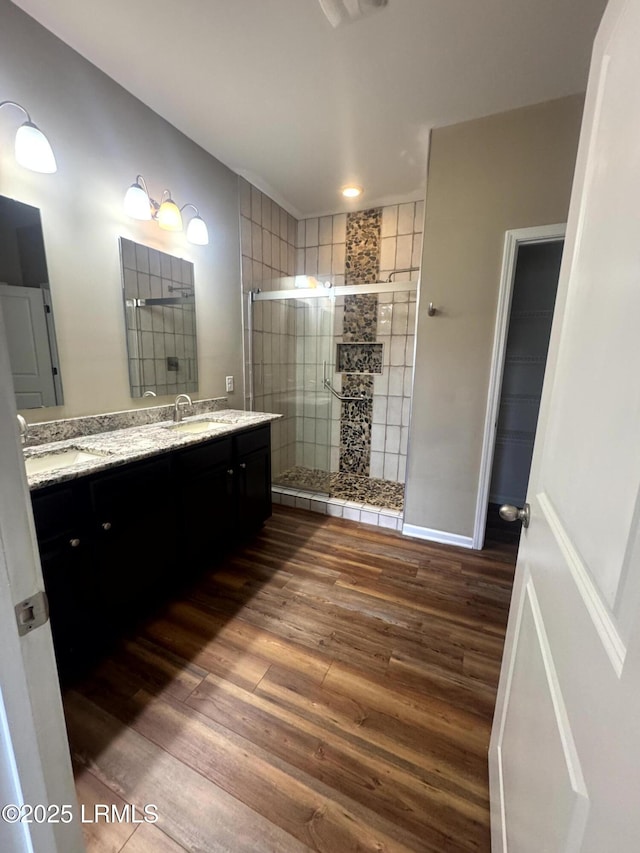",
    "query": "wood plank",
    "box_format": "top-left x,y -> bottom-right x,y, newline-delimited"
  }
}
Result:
322,661 -> 492,753
386,652 -> 499,719
257,665 -> 488,799
140,617 -> 272,691
114,636 -> 208,702
66,691 -> 311,853
462,649 -> 503,689
186,672 -> 490,850
120,824 -> 187,853
73,762 -> 137,853
72,684 -> 432,853
163,598 -> 333,684
68,506 -> 515,853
